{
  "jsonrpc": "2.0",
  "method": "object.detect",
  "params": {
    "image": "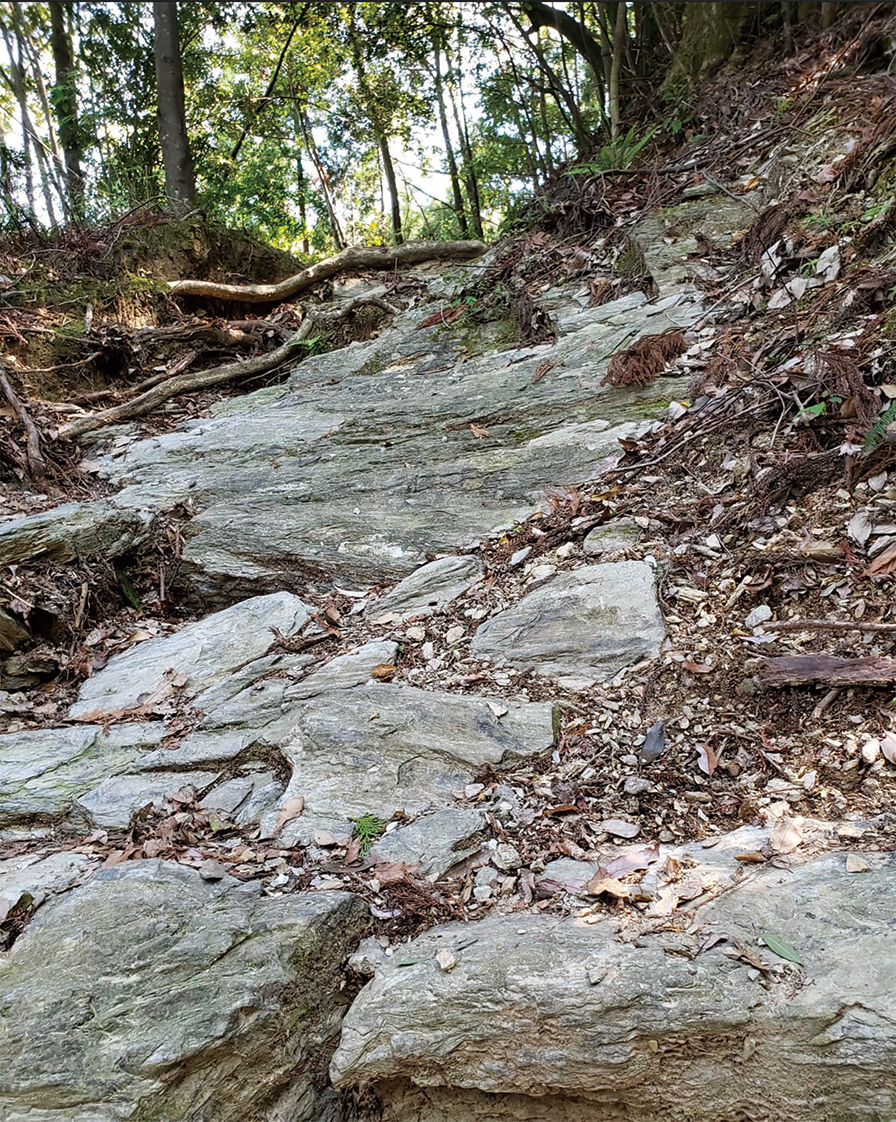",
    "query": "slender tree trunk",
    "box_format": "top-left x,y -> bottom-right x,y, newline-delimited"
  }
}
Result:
0,26 -> 37,222
49,1 -> 83,218
448,74 -> 483,239
153,1 -> 195,214
349,15 -> 402,243
433,48 -> 468,236
299,110 -> 346,249
609,0 -> 627,137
